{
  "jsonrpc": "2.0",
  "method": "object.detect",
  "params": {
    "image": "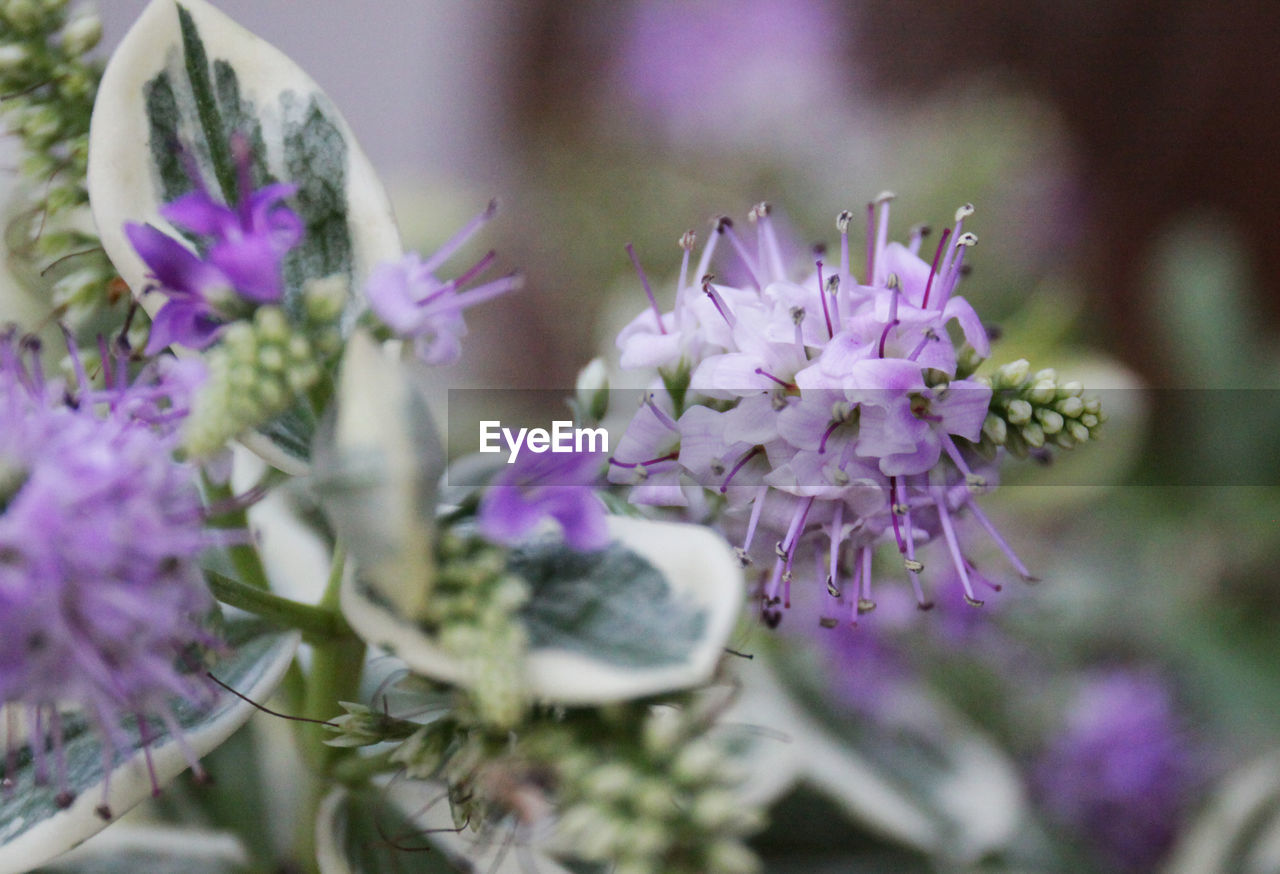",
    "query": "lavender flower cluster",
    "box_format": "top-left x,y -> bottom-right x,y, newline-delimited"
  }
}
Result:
610,198 -> 1040,625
